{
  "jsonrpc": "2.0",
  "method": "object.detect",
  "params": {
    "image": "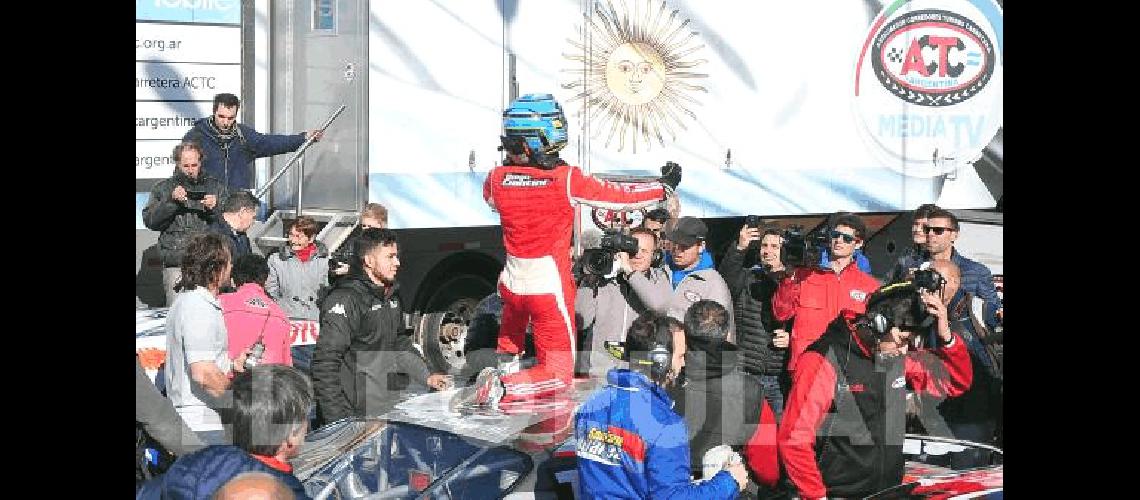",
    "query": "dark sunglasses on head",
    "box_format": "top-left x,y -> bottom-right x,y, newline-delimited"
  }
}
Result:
923,225 -> 954,235
829,230 -> 858,243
